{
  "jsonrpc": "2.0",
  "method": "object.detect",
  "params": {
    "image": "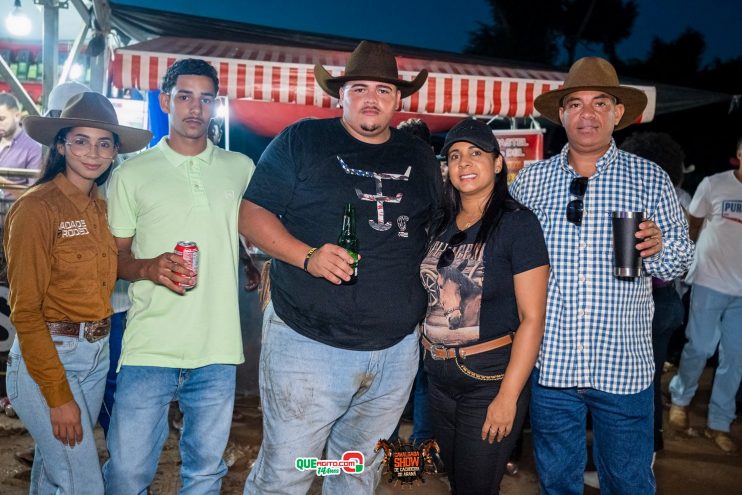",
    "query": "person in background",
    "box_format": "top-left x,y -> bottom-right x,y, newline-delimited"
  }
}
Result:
4,92 -> 150,493
391,117 -> 436,446
668,136 -> 742,454
421,118 -> 548,494
103,58 -> 255,494
0,93 -> 42,198
510,57 -> 693,494
620,131 -> 688,456
44,82 -> 92,118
